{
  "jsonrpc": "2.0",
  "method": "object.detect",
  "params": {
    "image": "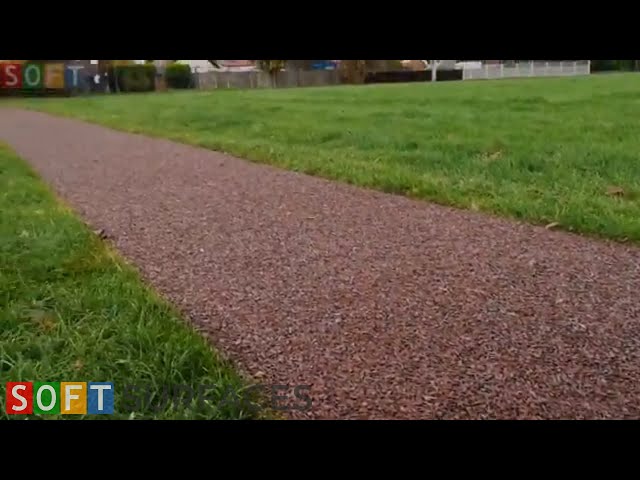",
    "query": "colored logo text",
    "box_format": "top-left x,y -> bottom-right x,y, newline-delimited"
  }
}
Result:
5,382 -> 114,415
0,63 -> 85,90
